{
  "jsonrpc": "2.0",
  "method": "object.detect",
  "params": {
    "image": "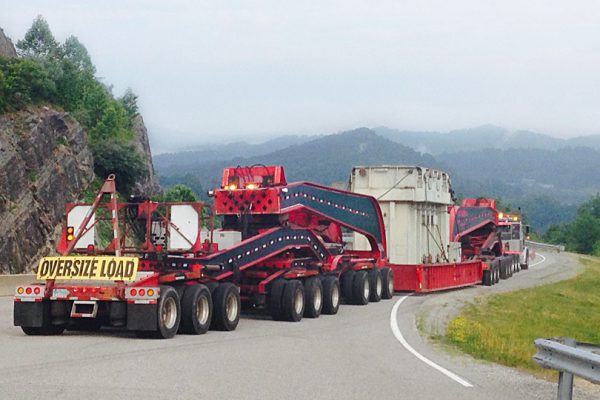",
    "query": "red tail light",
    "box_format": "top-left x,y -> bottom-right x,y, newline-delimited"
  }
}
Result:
34,287 -> 41,295
25,287 -> 32,295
